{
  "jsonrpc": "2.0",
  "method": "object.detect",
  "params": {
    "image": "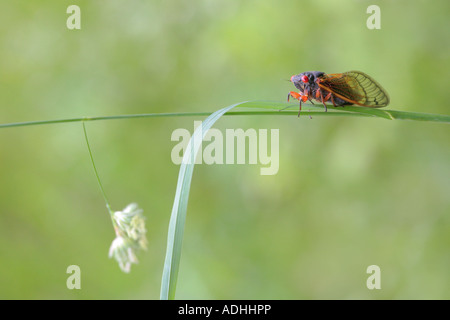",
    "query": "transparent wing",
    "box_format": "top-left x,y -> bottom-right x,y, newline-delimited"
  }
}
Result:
318,71 -> 390,107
